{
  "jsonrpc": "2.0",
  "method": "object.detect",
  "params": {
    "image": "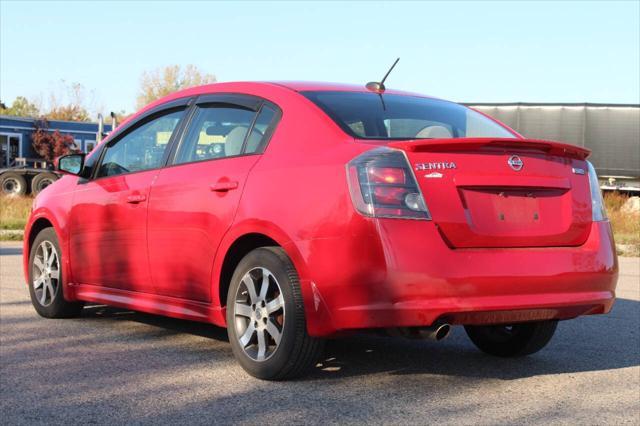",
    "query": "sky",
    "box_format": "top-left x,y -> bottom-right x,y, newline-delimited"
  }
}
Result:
1,0 -> 639,115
